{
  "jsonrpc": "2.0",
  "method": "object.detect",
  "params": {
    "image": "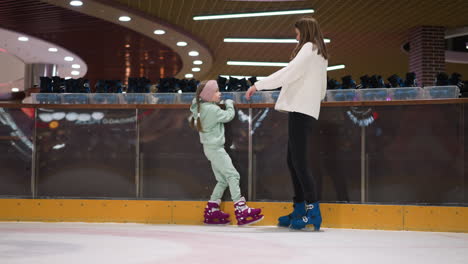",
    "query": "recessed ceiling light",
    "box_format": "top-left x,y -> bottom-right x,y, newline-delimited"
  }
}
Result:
185,73 -> 194,78
72,64 -> 80,69
192,67 -> 201,72
18,36 -> 29,42
71,71 -> 80,75
69,1 -> 83,7
119,16 -> 131,22
52,144 -> 66,150
188,51 -> 199,56
65,76 -> 72,80
224,38 -> 331,44
194,9 -> 314,20
193,60 -> 203,65
154,29 -> 166,35
177,41 -> 188,46
11,88 -> 20,92
125,44 -> 130,48
48,47 -> 58,52
64,56 -> 74,61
